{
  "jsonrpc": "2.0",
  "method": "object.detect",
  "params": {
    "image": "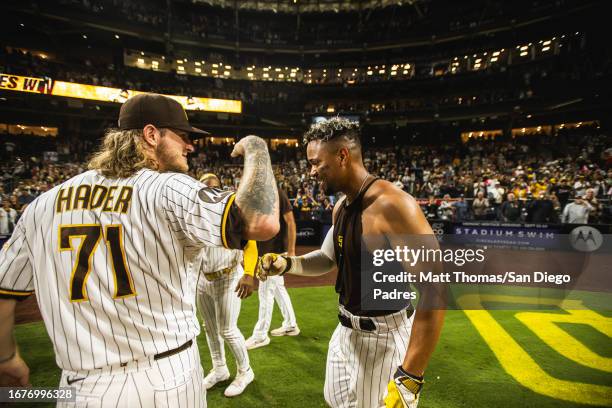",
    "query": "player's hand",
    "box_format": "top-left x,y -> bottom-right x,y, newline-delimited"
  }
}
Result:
231,135 -> 266,158
384,367 -> 423,408
256,253 -> 287,281
0,352 -> 30,387
235,274 -> 255,299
